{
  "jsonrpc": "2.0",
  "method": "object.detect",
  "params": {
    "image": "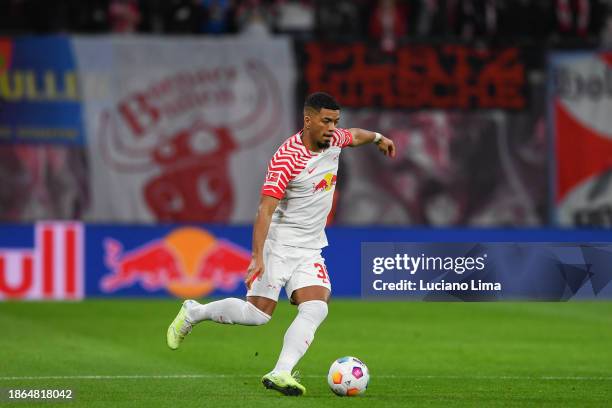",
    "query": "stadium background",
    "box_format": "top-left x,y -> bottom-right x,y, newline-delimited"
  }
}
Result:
1,1 -> 612,406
